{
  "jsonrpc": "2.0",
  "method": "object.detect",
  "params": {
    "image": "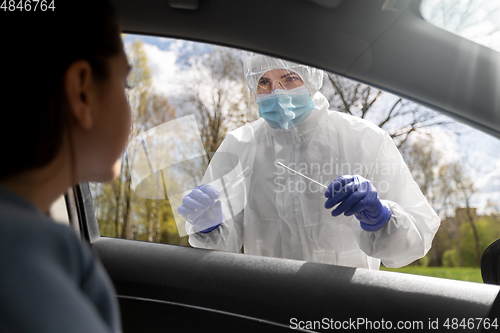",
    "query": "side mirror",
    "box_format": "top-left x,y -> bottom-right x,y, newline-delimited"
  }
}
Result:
482,239 -> 500,285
